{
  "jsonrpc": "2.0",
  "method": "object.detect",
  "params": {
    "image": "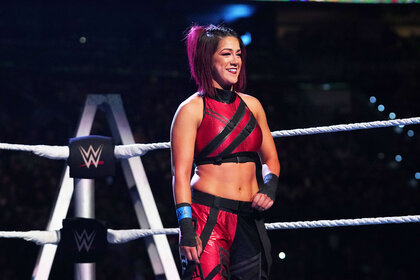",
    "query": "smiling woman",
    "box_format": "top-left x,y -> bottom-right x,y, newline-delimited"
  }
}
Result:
185,25 -> 247,99
211,36 -> 242,90
171,25 -> 280,279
